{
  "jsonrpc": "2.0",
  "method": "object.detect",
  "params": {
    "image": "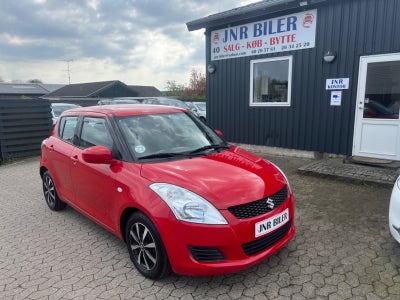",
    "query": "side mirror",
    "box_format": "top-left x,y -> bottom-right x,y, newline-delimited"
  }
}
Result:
214,129 -> 223,138
82,146 -> 115,164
